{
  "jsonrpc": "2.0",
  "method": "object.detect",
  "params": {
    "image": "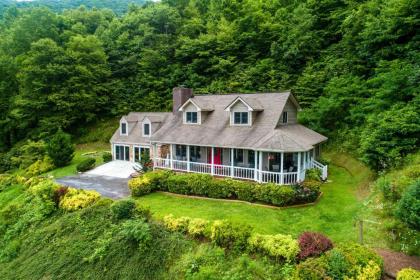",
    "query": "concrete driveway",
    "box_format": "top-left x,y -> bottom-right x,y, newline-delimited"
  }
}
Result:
56,161 -> 137,199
